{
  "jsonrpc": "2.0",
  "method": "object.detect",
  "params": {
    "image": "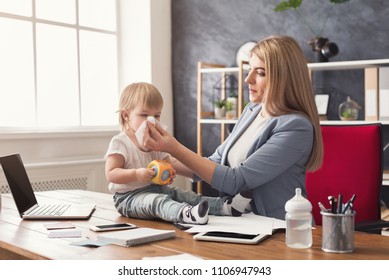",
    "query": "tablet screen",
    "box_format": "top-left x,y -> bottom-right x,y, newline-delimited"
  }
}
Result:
194,231 -> 269,244
203,231 -> 258,239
